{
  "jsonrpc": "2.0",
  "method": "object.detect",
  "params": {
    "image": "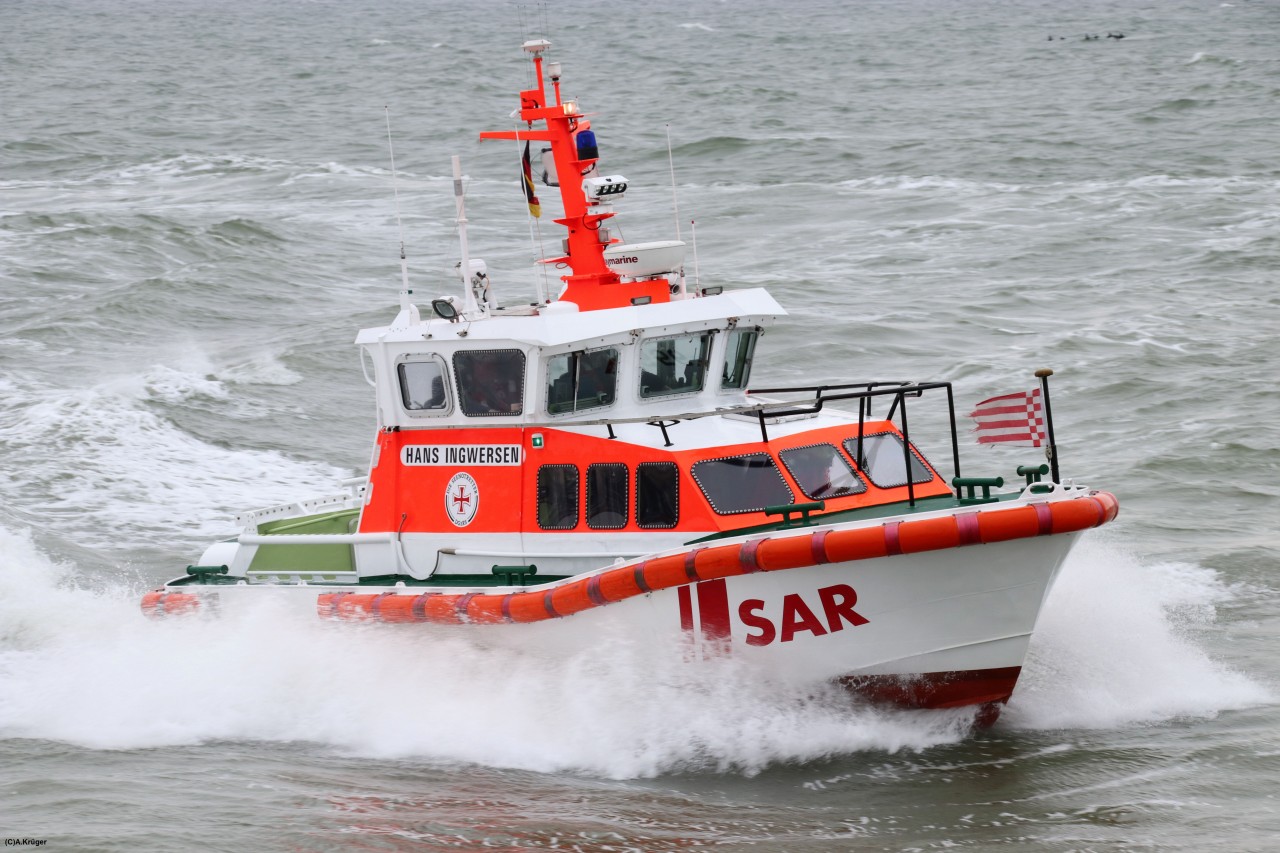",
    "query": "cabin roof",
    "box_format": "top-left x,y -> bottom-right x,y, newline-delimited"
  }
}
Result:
354,287 -> 786,349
